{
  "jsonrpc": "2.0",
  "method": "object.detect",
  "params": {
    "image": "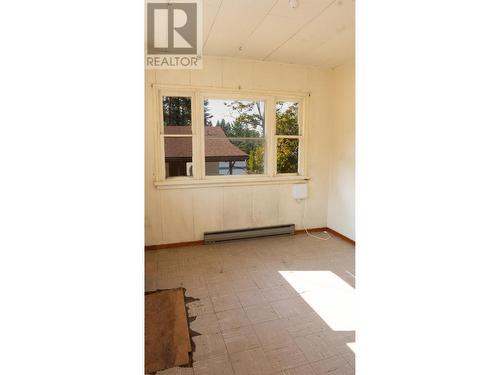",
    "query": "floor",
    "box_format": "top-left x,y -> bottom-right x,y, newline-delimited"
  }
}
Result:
145,233 -> 355,375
